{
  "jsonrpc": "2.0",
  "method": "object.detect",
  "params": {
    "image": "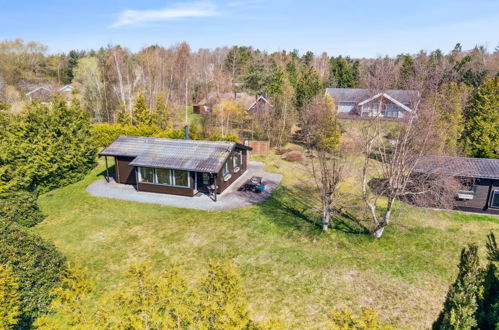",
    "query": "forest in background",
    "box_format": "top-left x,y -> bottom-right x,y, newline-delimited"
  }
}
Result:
0,39 -> 498,158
